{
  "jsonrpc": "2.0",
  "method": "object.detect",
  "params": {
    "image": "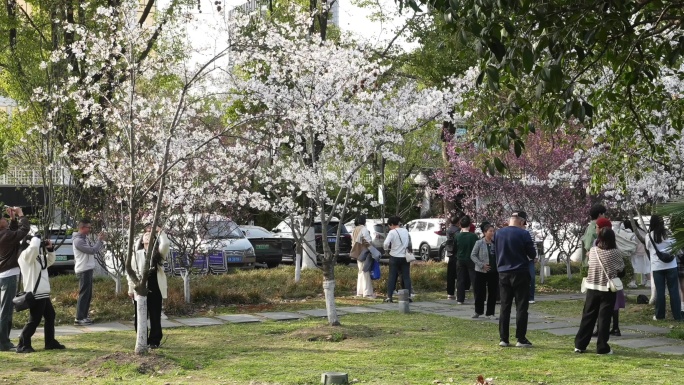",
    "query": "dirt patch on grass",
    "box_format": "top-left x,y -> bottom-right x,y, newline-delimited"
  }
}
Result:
77,352 -> 179,377
289,324 -> 382,342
